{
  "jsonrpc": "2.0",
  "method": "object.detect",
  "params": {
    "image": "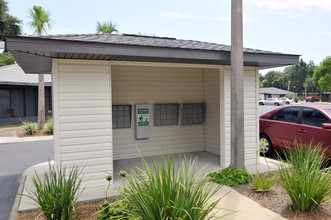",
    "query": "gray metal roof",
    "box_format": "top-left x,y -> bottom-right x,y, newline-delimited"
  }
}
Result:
5,34 -> 300,74
260,87 -> 294,95
0,64 -> 51,86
